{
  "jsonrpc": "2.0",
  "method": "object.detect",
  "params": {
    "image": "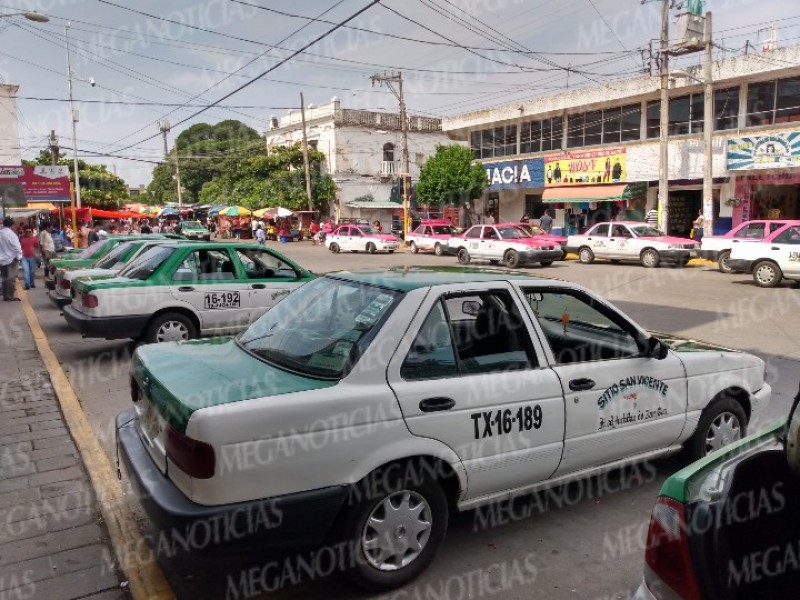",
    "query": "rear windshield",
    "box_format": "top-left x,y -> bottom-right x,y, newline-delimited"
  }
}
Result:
182,221 -> 202,228
79,239 -> 106,259
94,242 -> 135,269
119,246 -> 175,281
